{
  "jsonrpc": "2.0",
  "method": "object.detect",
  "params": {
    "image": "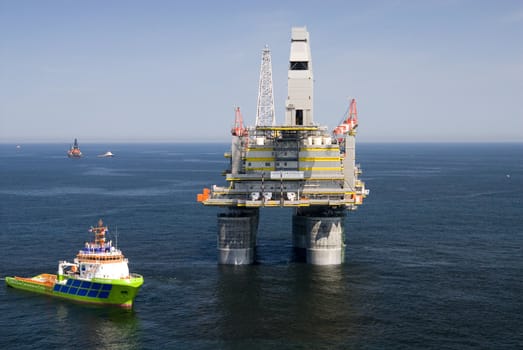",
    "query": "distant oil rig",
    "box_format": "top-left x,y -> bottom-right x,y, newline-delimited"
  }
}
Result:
198,27 -> 368,265
67,138 -> 83,158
